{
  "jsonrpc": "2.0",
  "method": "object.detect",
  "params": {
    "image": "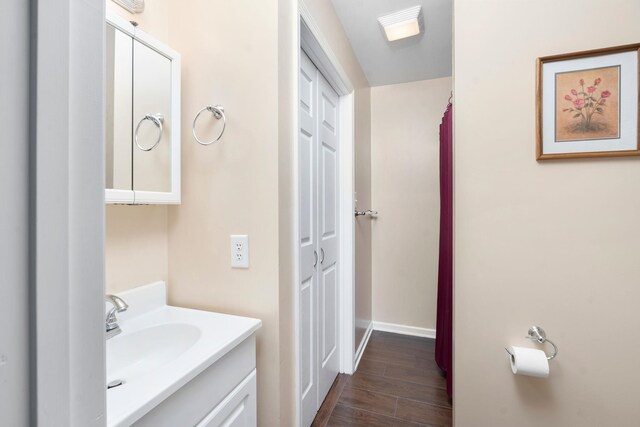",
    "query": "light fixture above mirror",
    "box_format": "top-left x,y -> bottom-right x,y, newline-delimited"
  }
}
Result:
111,0 -> 145,14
